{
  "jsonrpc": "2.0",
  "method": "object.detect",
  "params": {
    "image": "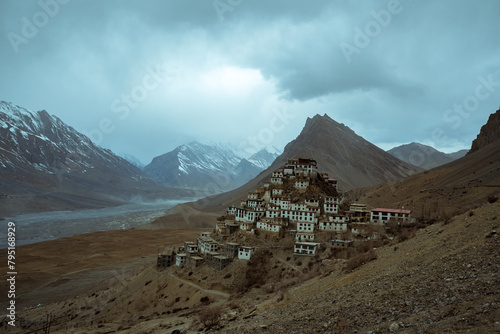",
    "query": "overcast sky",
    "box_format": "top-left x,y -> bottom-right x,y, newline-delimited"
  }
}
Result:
1,0 -> 499,164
